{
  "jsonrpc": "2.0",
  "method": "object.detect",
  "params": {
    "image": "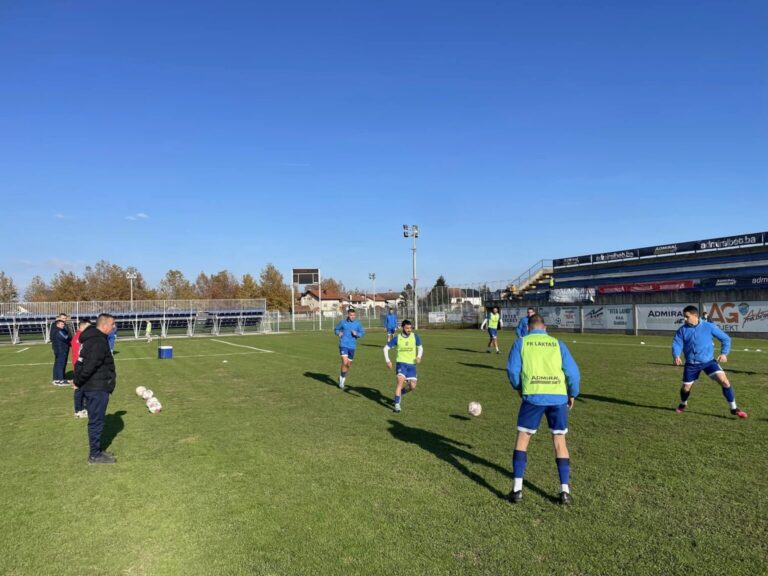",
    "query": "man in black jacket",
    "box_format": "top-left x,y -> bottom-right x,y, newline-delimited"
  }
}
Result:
74,314 -> 118,465
51,317 -> 71,386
